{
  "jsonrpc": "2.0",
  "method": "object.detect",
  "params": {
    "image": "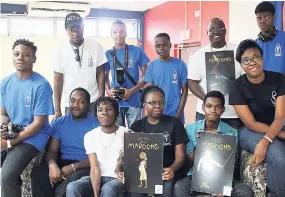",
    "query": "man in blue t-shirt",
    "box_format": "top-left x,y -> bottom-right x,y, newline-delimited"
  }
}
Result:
255,1 -> 285,74
0,39 -> 54,197
31,87 -> 99,197
173,91 -> 253,197
144,33 -> 188,123
105,20 -> 150,128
